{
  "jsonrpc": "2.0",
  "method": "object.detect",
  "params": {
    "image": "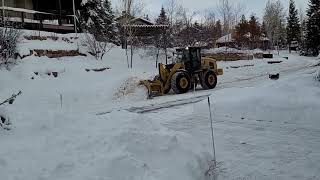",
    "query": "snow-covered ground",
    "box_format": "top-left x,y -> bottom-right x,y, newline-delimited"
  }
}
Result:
1,31 -> 320,180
